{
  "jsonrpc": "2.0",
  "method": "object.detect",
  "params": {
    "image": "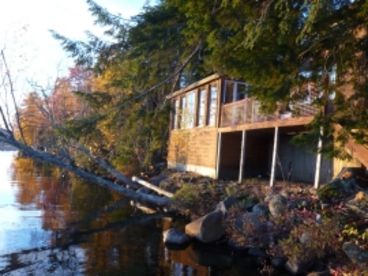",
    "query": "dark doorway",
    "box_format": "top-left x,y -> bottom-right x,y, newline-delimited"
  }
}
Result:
218,132 -> 242,179
218,129 -> 273,180
243,129 -> 273,178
